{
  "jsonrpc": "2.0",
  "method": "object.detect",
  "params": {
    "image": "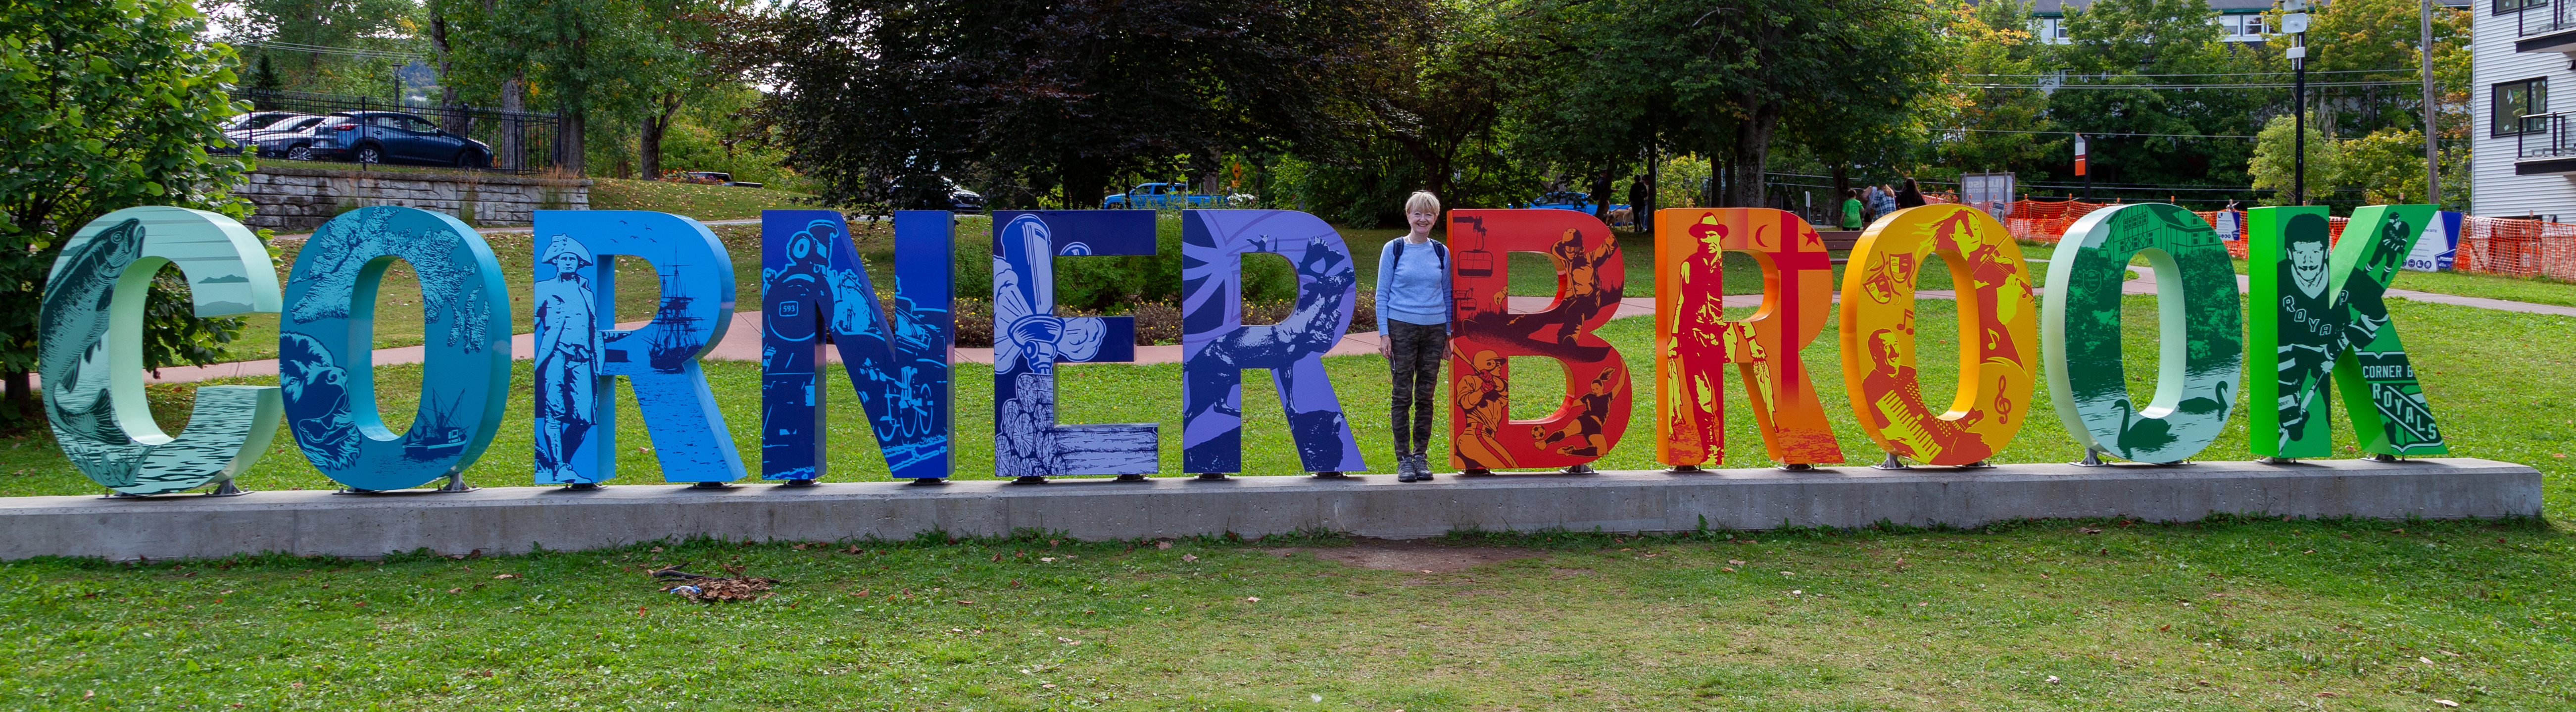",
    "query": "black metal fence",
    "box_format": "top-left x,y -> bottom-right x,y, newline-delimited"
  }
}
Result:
227,89 -> 560,174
